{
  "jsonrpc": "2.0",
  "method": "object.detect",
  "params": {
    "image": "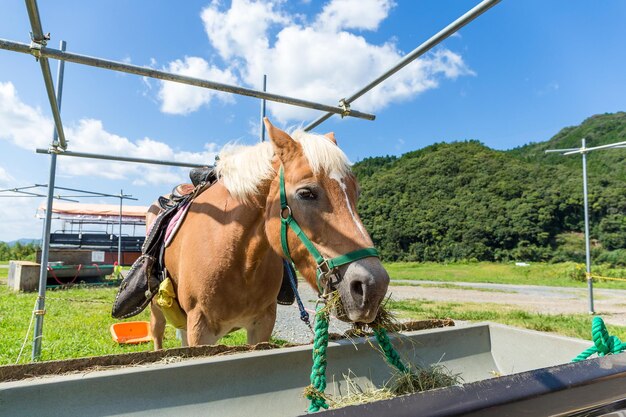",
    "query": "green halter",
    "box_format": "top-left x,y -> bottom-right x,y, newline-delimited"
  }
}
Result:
279,165 -> 379,293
